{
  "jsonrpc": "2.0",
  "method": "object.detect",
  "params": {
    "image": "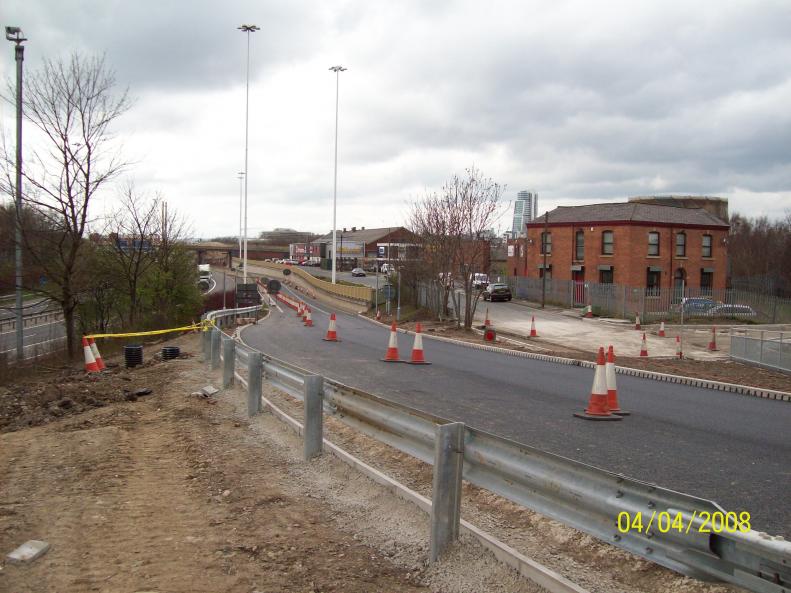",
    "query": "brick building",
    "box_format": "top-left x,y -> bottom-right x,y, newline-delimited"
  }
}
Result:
508,202 -> 729,292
